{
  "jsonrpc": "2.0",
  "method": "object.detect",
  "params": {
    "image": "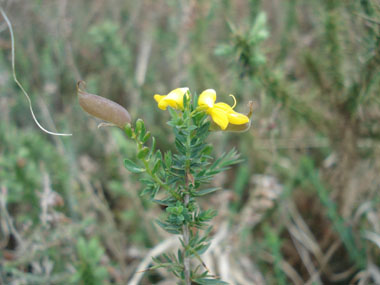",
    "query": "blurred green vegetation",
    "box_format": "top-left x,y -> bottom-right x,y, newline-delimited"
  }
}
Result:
1,0 -> 380,284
